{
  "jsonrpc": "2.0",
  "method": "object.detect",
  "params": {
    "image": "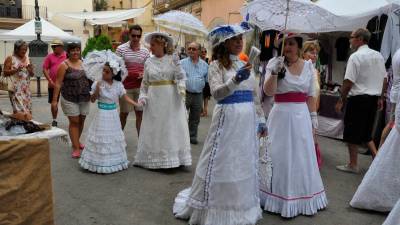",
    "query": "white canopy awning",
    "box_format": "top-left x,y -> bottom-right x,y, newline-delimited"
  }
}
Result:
314,0 -> 400,31
0,18 -> 80,42
59,8 -> 146,25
